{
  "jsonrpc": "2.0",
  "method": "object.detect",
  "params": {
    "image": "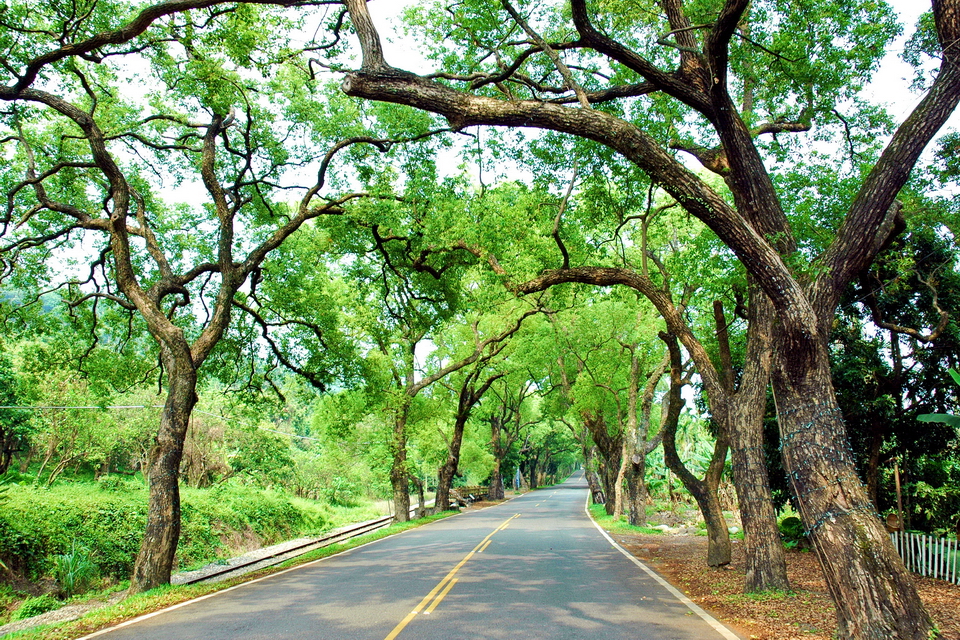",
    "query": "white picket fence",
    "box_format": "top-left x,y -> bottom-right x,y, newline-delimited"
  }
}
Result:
889,531 -> 960,585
